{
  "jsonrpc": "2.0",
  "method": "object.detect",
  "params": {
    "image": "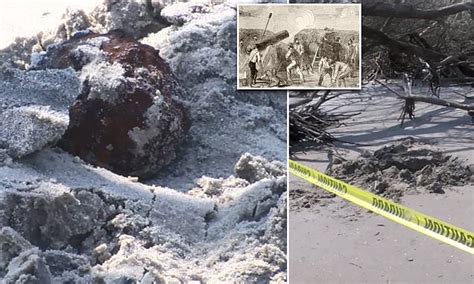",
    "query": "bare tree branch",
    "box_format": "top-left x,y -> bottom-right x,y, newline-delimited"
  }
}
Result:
363,2 -> 474,20
289,98 -> 312,108
404,95 -> 474,111
362,25 -> 445,60
376,79 -> 474,112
